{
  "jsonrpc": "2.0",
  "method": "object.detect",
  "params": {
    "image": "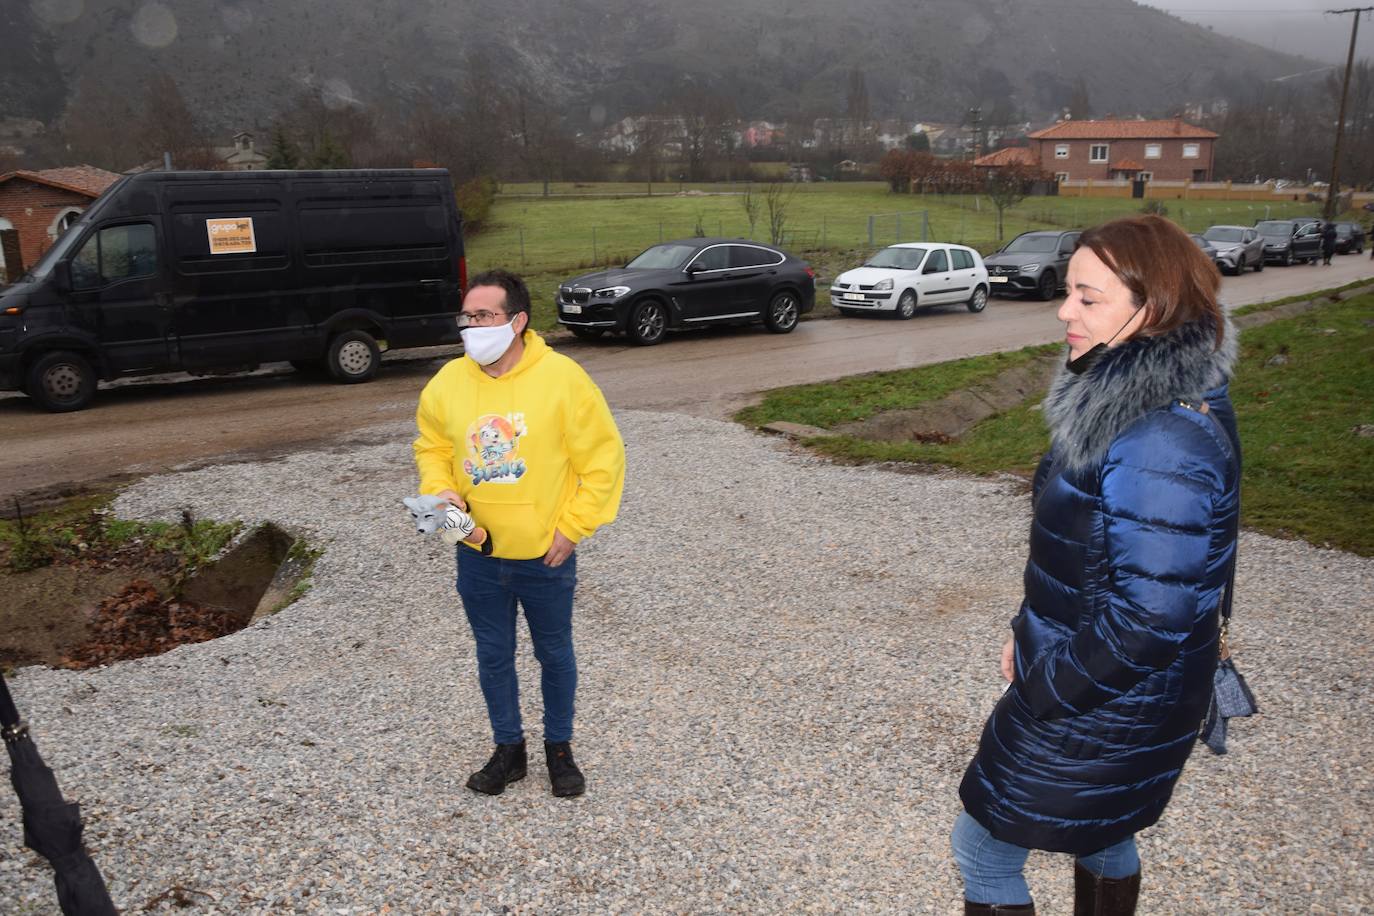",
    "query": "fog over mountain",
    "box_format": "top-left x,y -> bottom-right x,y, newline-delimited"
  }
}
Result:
3,0 -> 1325,132
1150,0 -> 1364,66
